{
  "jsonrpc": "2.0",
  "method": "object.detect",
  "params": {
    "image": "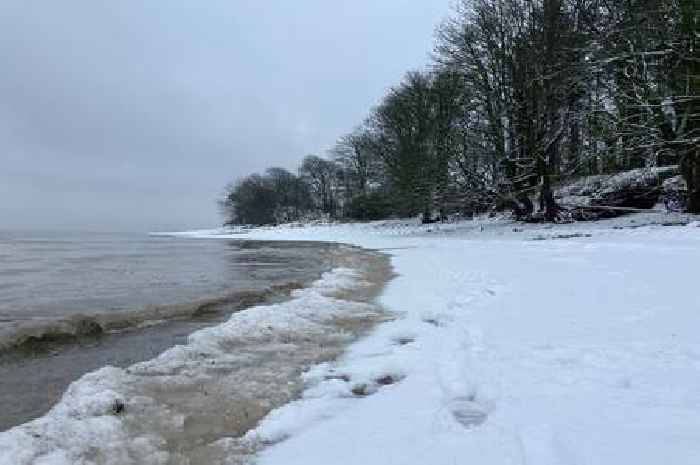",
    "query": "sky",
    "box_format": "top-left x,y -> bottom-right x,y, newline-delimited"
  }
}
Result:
0,1 -> 452,232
